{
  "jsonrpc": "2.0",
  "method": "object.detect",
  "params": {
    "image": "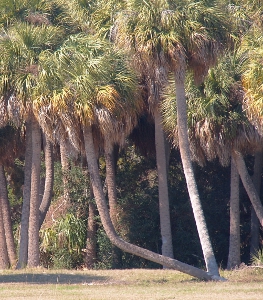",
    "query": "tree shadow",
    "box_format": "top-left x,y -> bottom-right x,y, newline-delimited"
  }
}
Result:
0,273 -> 109,284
